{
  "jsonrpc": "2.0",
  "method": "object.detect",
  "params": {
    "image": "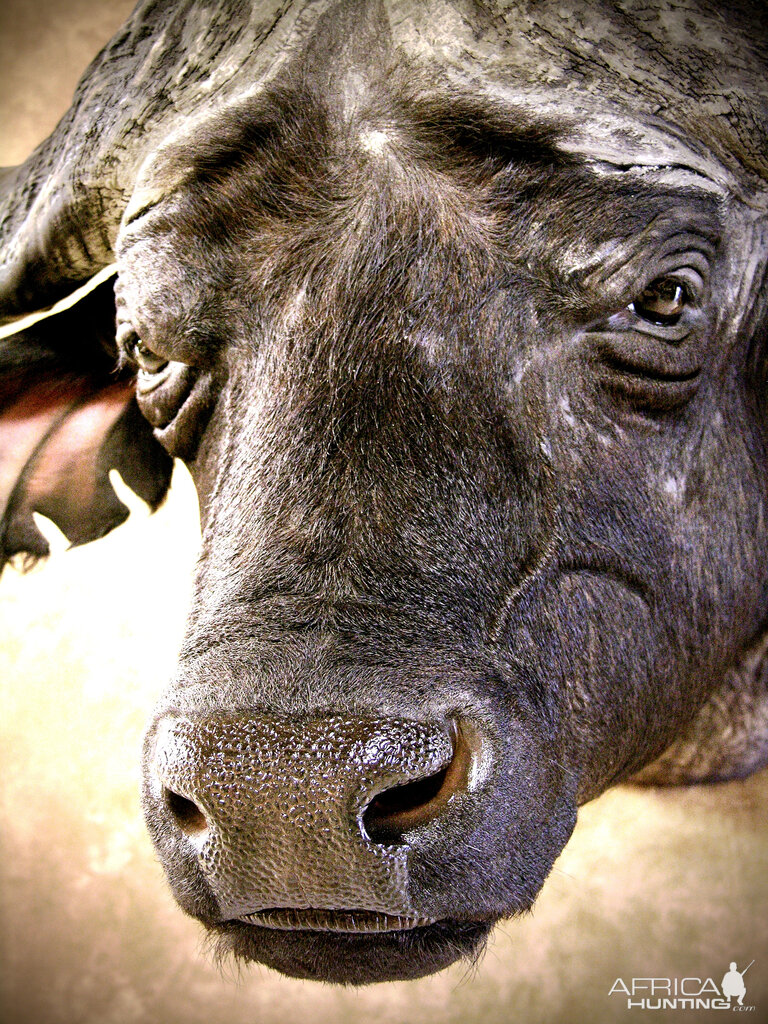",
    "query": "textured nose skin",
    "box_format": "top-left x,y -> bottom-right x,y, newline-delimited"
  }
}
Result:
149,716 -> 453,920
